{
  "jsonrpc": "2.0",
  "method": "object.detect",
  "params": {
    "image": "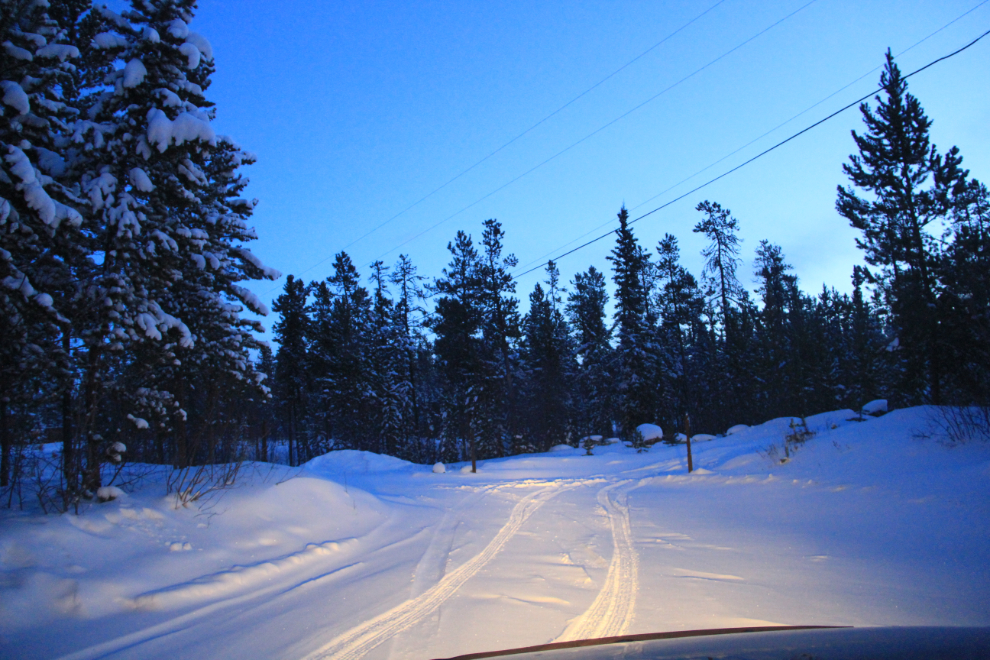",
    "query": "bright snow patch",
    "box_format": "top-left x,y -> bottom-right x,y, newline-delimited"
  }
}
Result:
726,424 -> 750,435
862,399 -> 888,415
95,486 -> 124,502
1,81 -> 29,114
636,423 -> 663,442
432,462 -> 446,474
122,58 -> 147,88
